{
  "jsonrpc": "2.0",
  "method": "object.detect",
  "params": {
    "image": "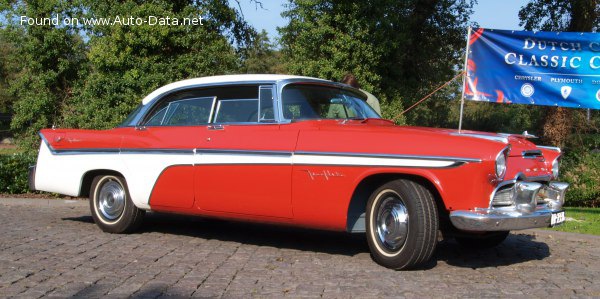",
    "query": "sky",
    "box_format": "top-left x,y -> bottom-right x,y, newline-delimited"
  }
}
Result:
230,0 -> 530,41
